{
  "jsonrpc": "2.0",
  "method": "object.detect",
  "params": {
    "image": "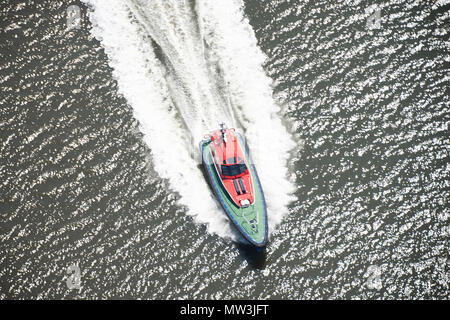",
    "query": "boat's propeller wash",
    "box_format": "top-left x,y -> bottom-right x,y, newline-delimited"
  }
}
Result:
83,0 -> 297,243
